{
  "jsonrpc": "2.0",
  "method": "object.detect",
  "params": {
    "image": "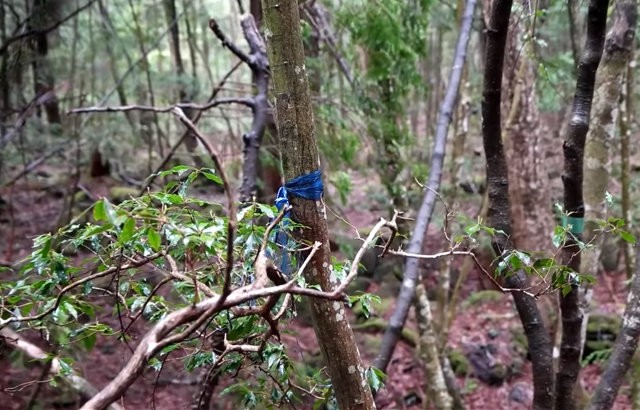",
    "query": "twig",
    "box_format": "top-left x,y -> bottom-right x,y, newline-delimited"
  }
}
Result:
68,98 -> 253,115
334,218 -> 393,294
169,108 -> 237,307
164,253 -> 216,298
138,60 -> 243,194
301,3 -> 354,87
208,19 -> 253,67
1,145 -> 65,188
121,276 -> 171,336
